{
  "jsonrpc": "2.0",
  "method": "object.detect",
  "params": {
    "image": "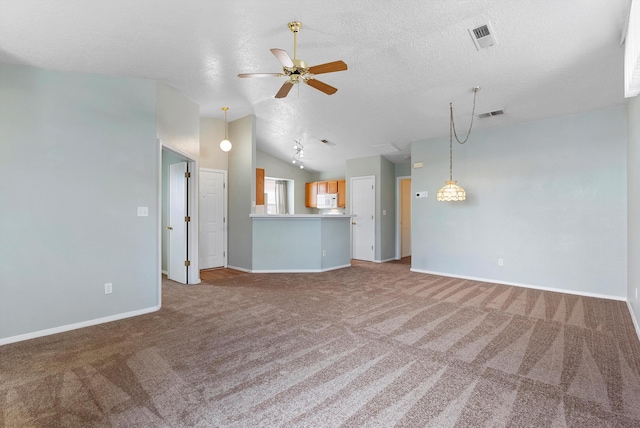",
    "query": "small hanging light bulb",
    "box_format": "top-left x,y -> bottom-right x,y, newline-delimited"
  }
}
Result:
219,107 -> 232,152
